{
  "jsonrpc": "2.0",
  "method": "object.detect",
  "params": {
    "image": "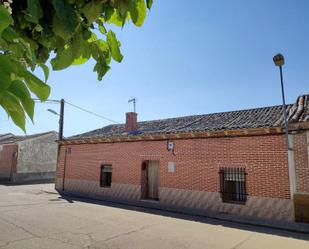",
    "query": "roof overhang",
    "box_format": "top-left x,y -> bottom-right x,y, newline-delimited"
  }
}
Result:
57,126 -> 285,145
57,121 -> 309,146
